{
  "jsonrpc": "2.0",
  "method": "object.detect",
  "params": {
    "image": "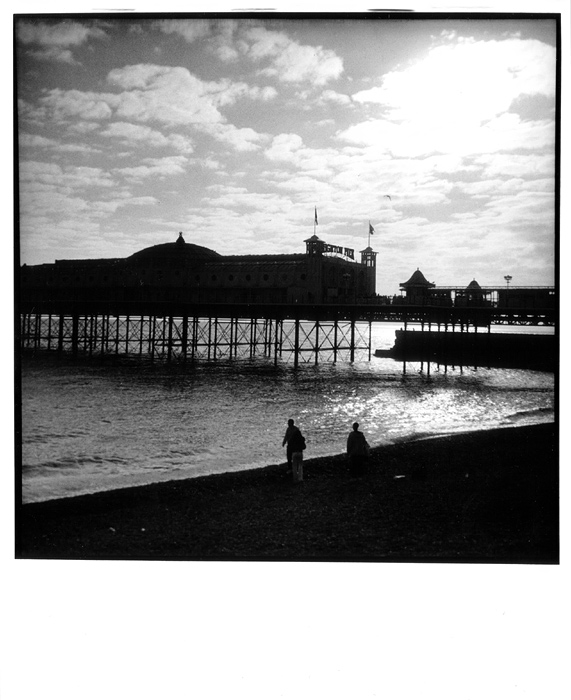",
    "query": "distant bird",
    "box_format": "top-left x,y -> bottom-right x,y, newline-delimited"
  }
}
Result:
384,195 -> 392,201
